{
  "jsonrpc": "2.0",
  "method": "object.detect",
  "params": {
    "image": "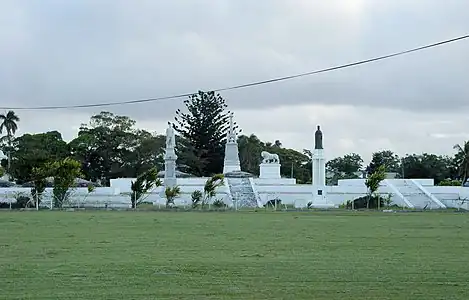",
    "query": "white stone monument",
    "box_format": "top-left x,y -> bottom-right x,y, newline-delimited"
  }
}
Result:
164,122 -> 177,187
259,151 -> 281,179
311,125 -> 334,208
223,112 -> 241,174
